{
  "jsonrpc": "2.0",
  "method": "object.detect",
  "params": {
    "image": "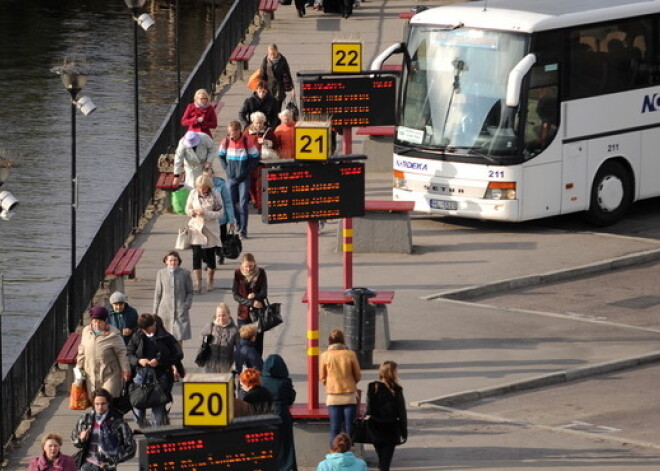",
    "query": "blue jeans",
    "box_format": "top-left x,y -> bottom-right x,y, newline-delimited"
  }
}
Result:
227,177 -> 250,235
328,403 -> 357,446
